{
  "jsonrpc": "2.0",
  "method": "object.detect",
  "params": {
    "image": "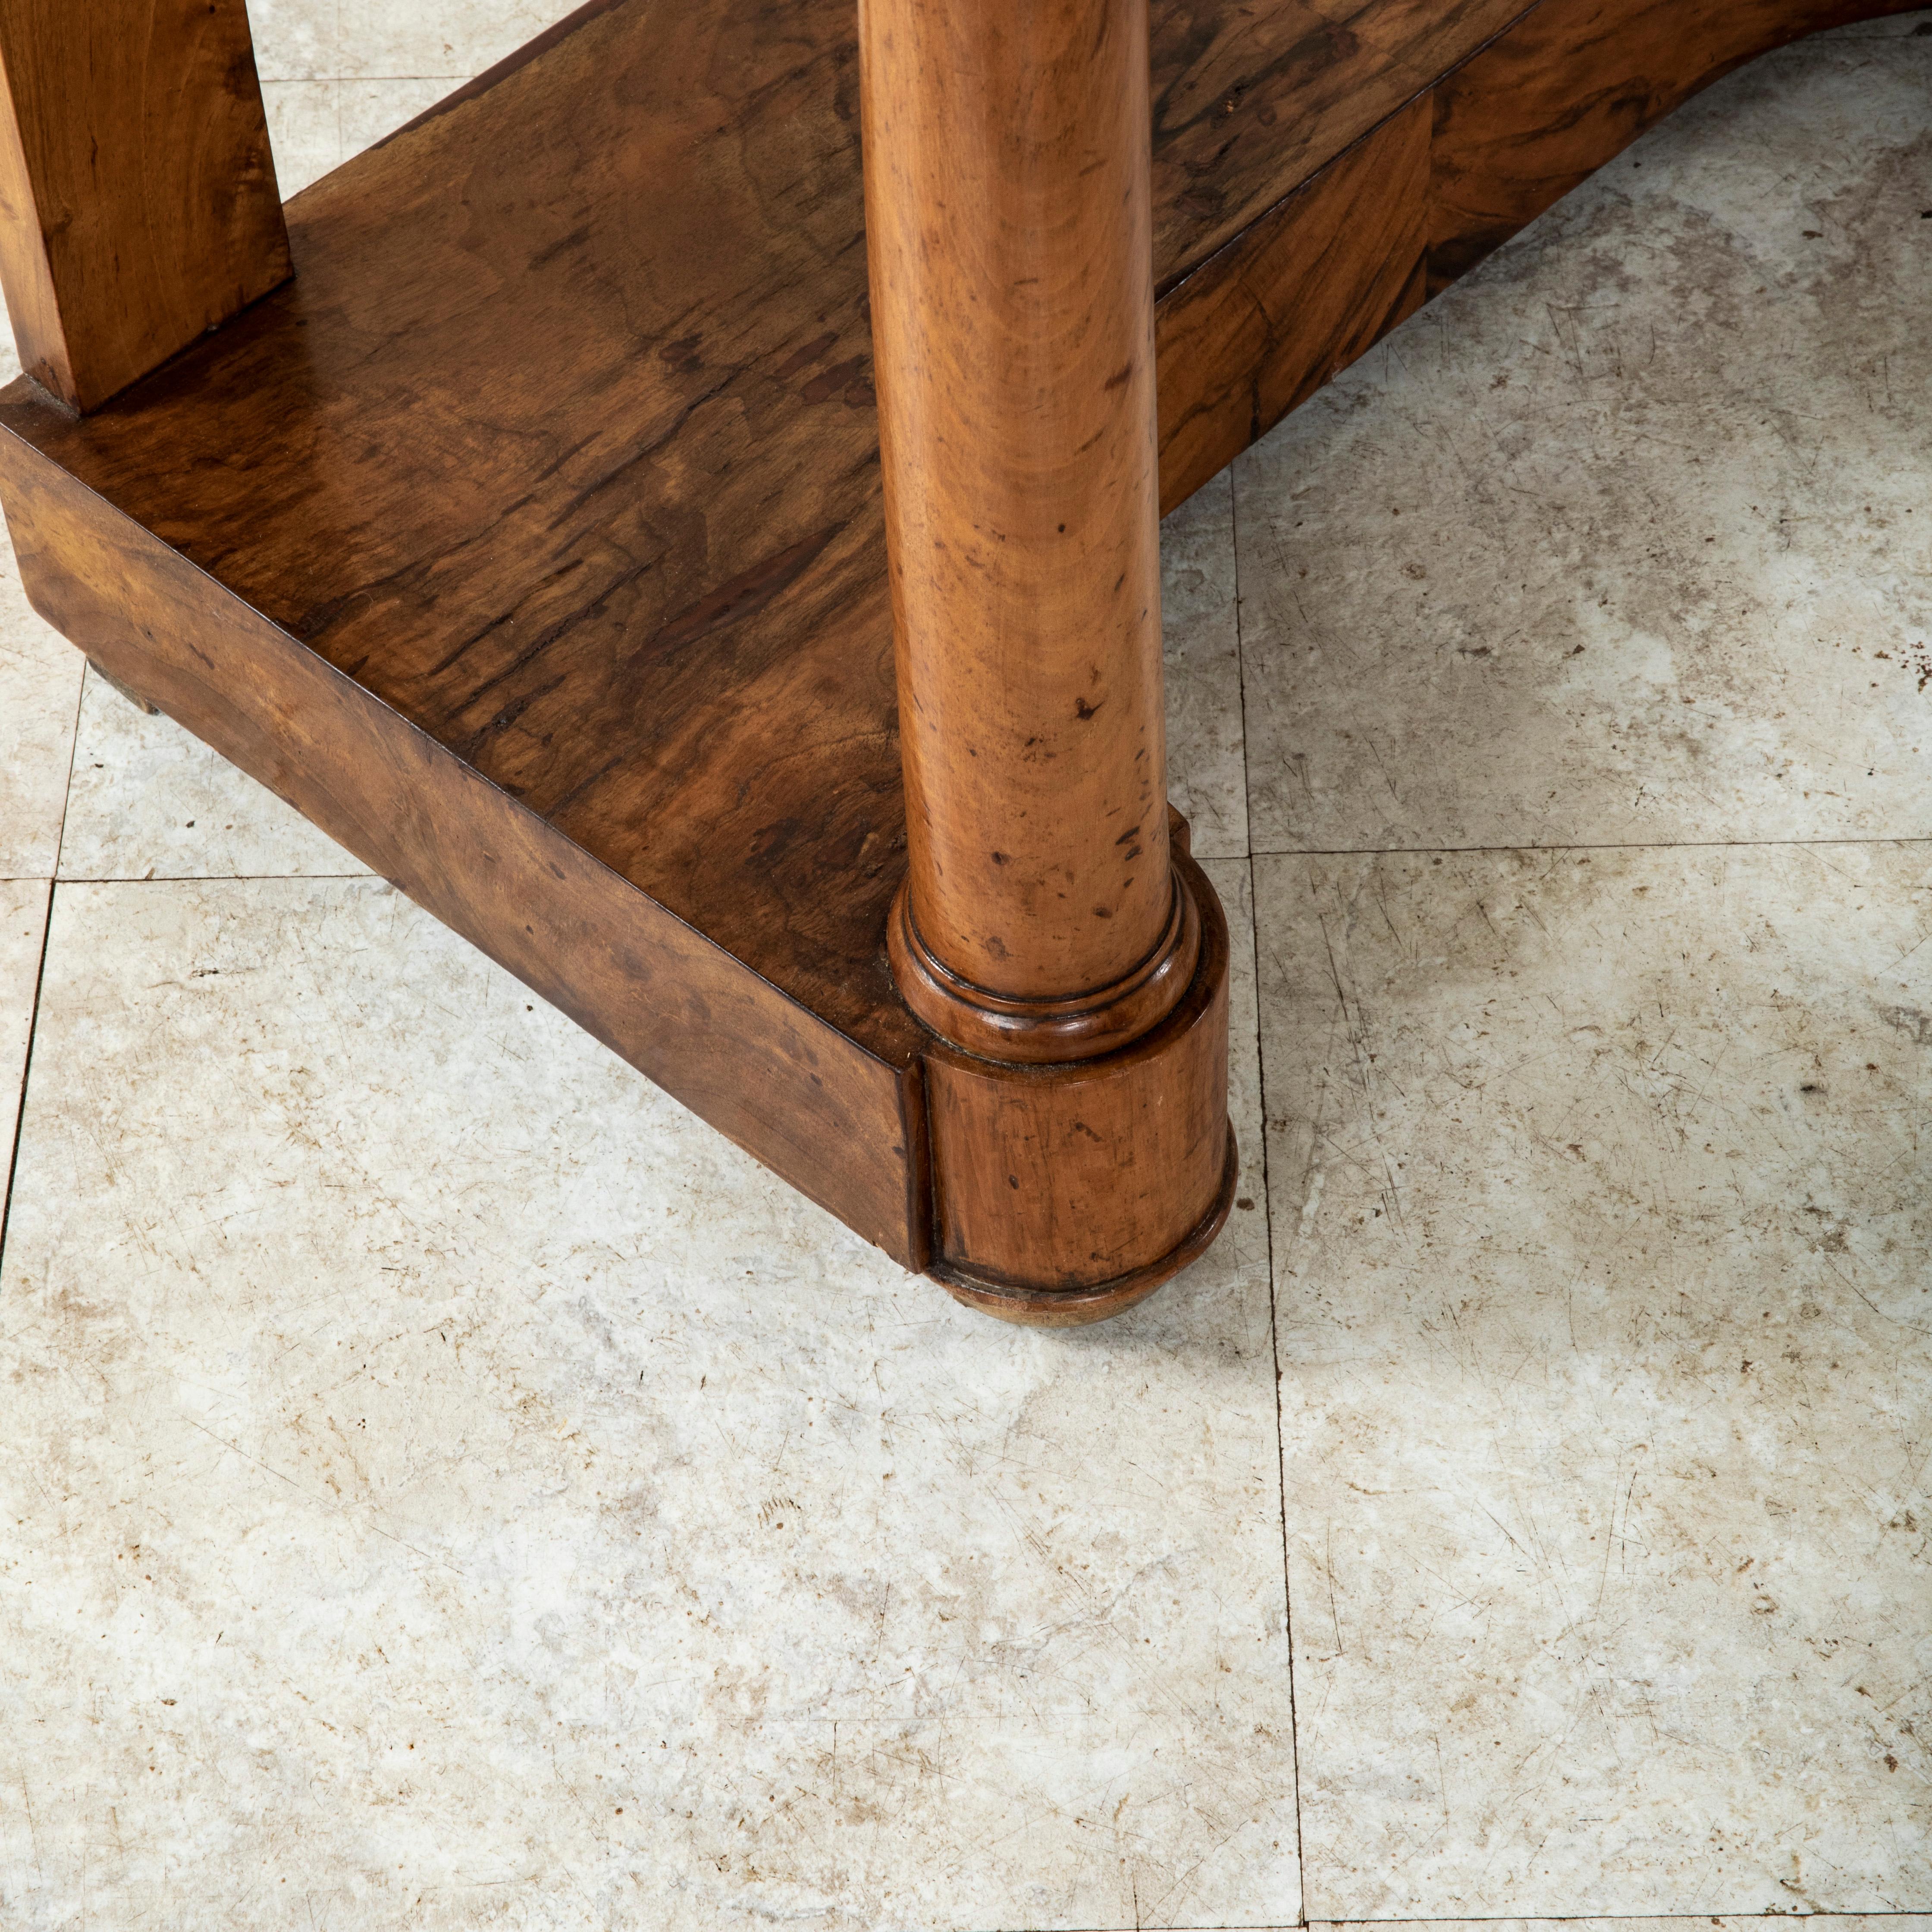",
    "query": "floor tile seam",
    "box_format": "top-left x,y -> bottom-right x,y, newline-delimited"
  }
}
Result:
50,872 -> 377,885
0,644 -> 80,1273
0,875 -> 52,1277
49,655 -> 82,879
1249,836 -> 1932,859
987,1920 -> 1932,1932
985,1921 -> 1301,1931
1299,1917 -> 1932,1926
1226,460 -> 1309,1926
972,1916 -> 1932,1932
1253,844 -> 1306,1927
257,72 -> 471,84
